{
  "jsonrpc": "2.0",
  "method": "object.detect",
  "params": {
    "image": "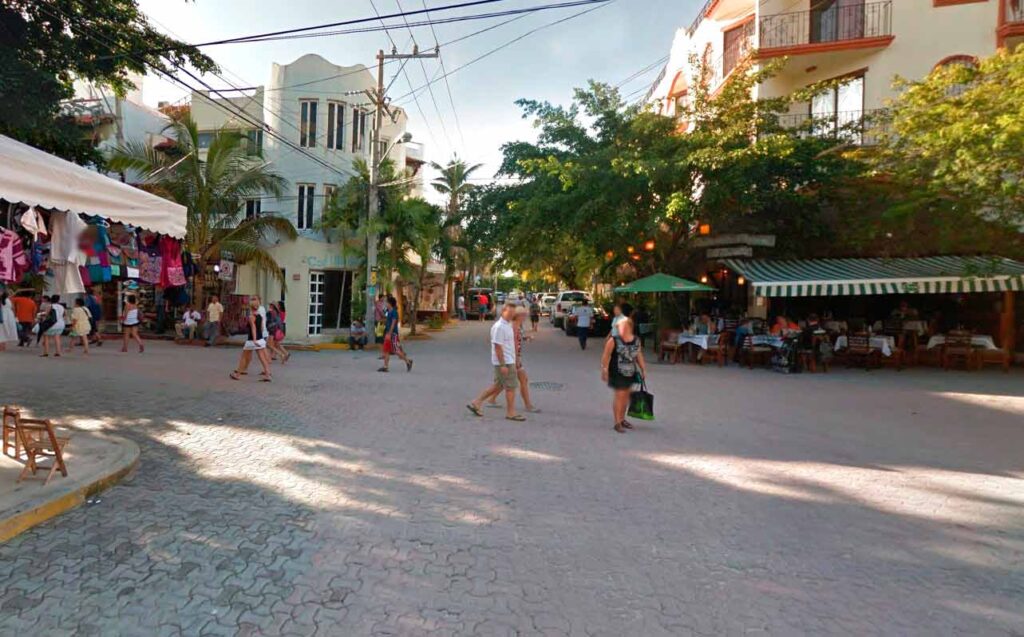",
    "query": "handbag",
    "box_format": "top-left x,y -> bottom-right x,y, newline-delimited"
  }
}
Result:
628,378 -> 655,421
